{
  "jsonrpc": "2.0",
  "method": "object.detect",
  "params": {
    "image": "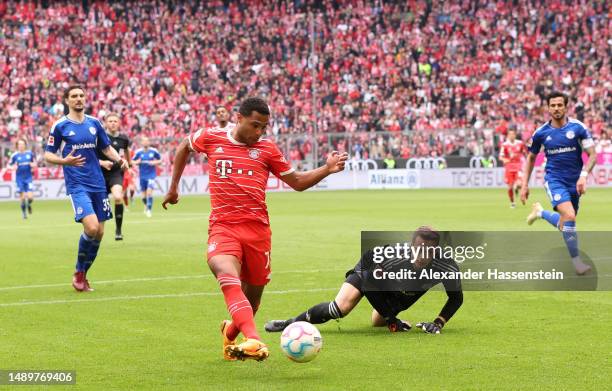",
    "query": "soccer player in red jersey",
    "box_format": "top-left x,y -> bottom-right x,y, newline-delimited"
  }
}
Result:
499,129 -> 526,208
162,97 -> 348,361
214,105 -> 235,131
